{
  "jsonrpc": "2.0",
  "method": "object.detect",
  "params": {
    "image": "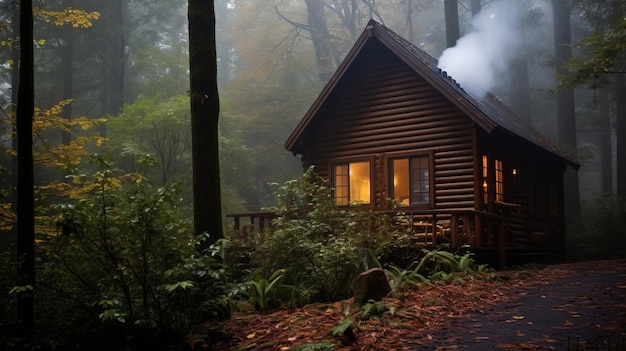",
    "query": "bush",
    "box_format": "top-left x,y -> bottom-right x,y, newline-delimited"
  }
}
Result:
568,194 -> 626,260
251,167 -> 408,306
3,164 -> 231,350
